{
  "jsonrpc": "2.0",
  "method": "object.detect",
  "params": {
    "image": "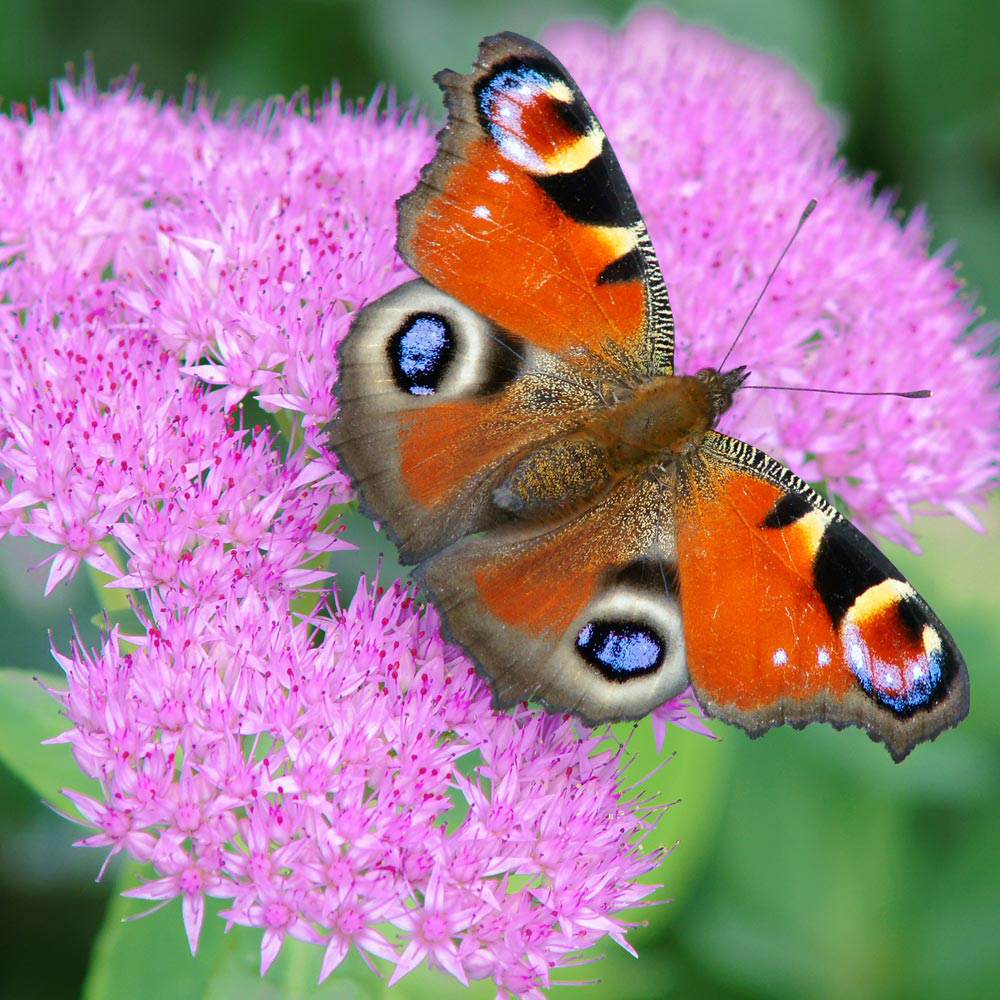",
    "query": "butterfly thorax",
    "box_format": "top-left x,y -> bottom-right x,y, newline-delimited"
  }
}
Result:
591,365 -> 749,474
495,367 -> 750,519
